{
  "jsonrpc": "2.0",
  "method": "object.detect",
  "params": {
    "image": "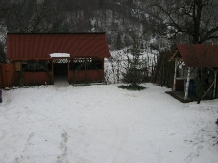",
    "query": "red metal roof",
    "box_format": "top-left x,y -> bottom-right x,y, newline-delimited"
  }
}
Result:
7,33 -> 111,60
177,44 -> 218,67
